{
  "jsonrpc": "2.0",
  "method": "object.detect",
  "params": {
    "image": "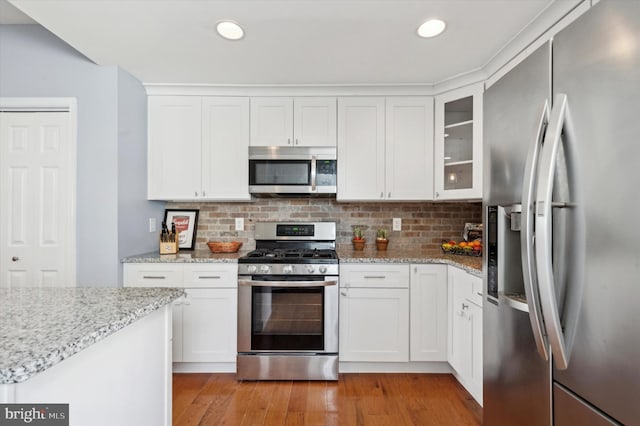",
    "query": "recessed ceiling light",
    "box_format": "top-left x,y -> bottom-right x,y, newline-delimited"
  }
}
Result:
216,20 -> 244,41
417,19 -> 446,38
